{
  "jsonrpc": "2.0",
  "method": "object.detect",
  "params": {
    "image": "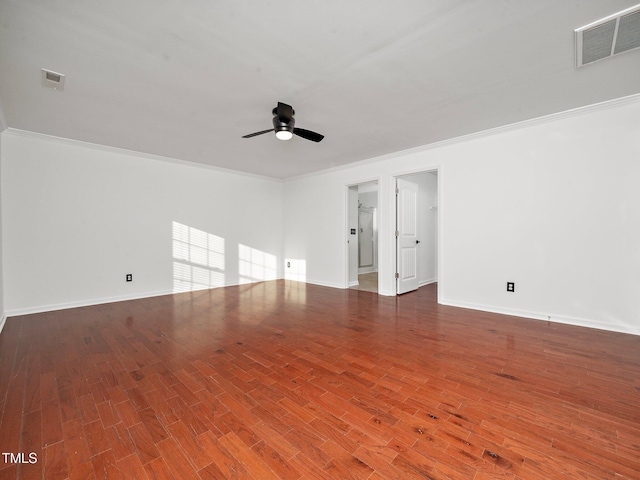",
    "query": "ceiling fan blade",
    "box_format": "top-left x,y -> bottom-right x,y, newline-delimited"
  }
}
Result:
276,102 -> 294,123
293,128 -> 324,142
242,129 -> 274,138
